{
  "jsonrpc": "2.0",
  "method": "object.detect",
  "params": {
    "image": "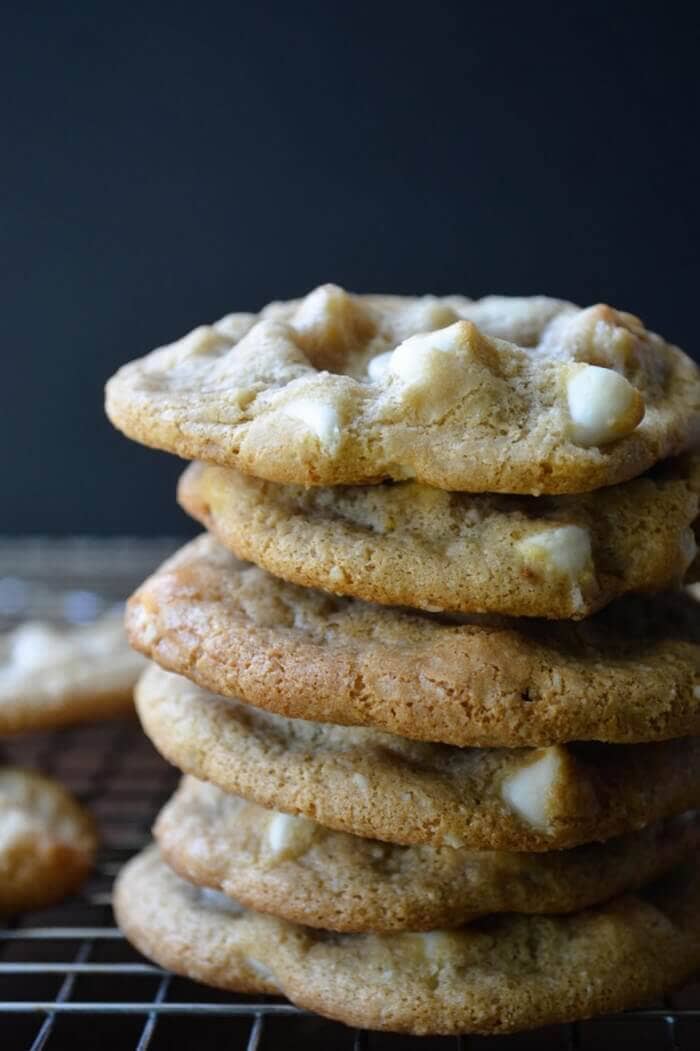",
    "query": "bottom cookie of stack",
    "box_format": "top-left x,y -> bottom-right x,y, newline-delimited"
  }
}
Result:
115,786 -> 700,1036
